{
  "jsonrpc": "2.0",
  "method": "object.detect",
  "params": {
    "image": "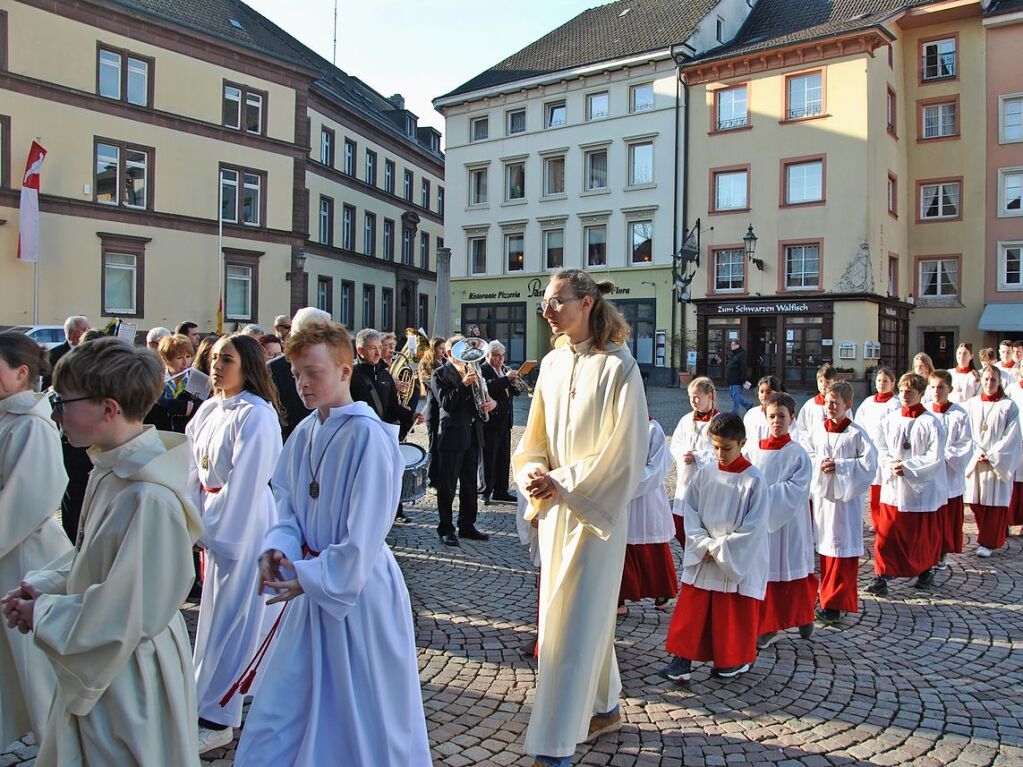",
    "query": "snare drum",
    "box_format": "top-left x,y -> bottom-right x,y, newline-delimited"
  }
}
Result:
399,443 -> 430,503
